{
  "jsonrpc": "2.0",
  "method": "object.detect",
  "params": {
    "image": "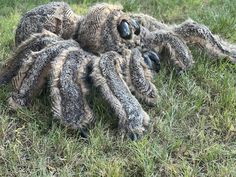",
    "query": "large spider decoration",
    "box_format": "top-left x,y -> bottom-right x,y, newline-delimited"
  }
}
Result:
0,2 -> 235,140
